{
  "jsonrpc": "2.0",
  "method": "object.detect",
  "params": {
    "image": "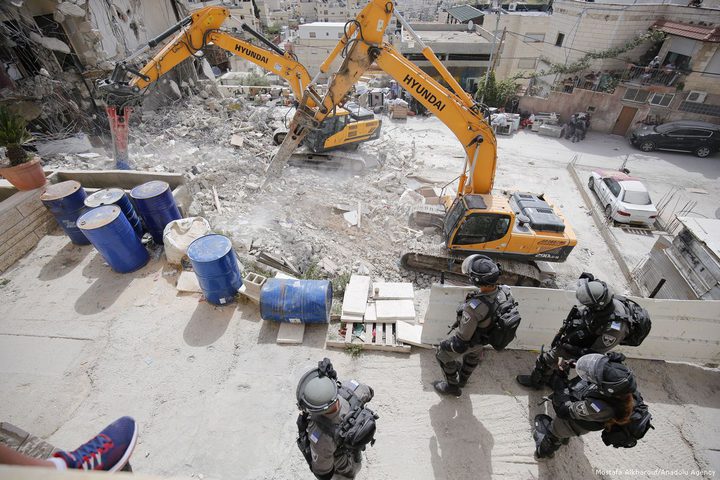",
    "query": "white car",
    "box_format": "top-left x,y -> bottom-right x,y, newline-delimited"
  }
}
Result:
588,169 -> 658,226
